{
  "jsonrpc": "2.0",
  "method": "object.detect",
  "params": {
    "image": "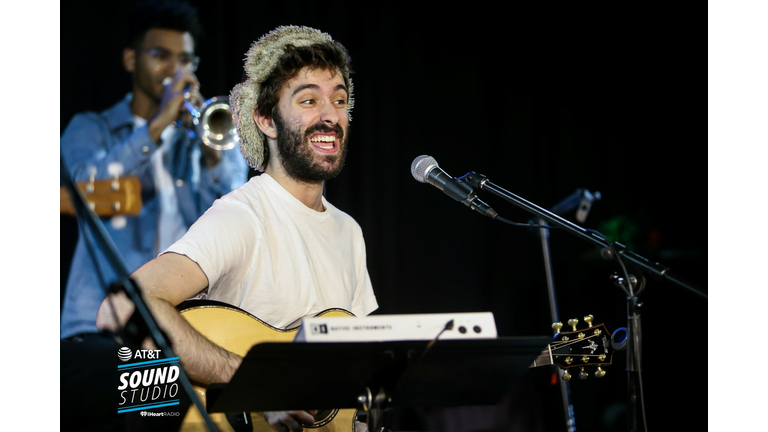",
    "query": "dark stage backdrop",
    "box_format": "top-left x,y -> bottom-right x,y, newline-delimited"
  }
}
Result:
61,2 -> 707,431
